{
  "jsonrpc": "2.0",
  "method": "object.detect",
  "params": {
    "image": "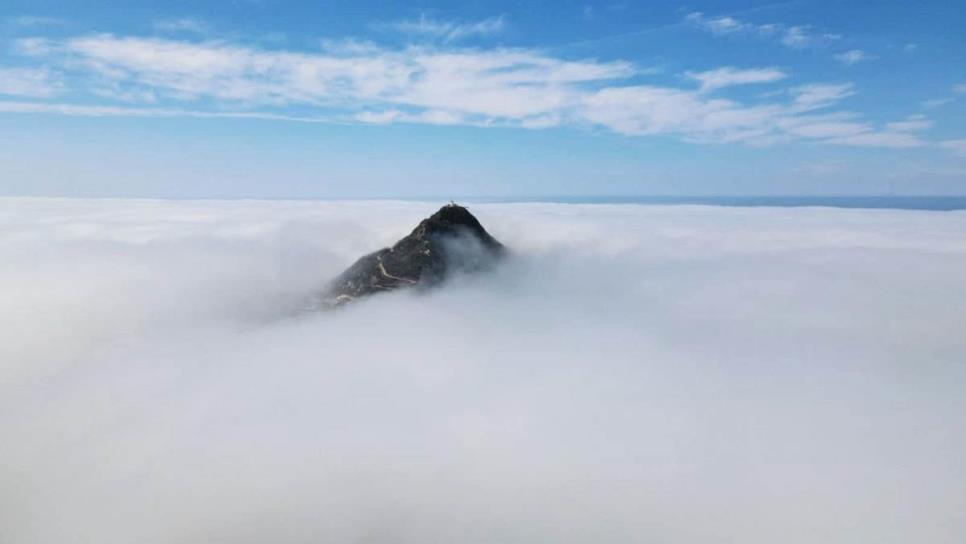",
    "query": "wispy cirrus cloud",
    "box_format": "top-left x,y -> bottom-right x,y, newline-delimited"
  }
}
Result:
918,84 -> 965,112
14,34 -> 634,117
919,84 -> 966,110
820,114 -> 931,149
834,49 -> 875,65
354,108 -> 467,126
789,83 -> 855,110
685,13 -> 747,35
154,18 -> 212,35
0,99 -> 339,122
376,14 -> 505,43
940,139 -> 966,157
5,15 -> 65,27
775,111 -> 930,149
922,98 -> 952,109
685,12 -> 840,49
886,114 -> 932,133
3,33 -> 931,149
825,131 -> 927,149
685,66 -> 787,92
779,25 -> 840,48
0,66 -> 62,97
